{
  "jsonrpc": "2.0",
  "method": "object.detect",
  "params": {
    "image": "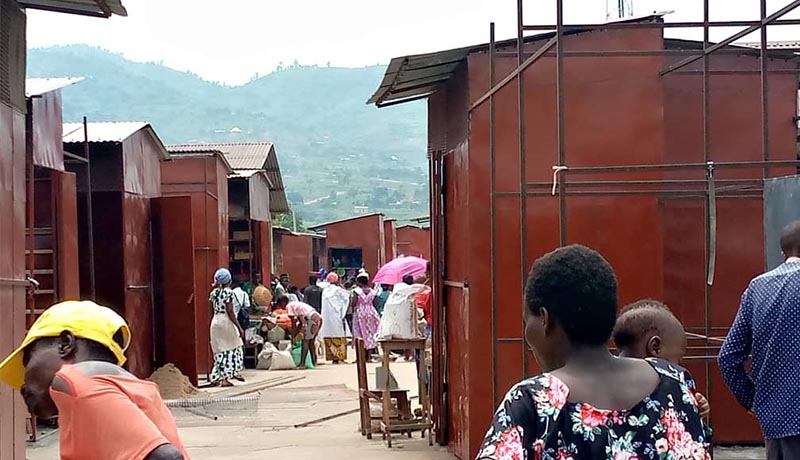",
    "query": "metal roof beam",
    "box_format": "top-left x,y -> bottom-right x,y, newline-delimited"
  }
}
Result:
470,37 -> 557,111
660,0 -> 800,76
